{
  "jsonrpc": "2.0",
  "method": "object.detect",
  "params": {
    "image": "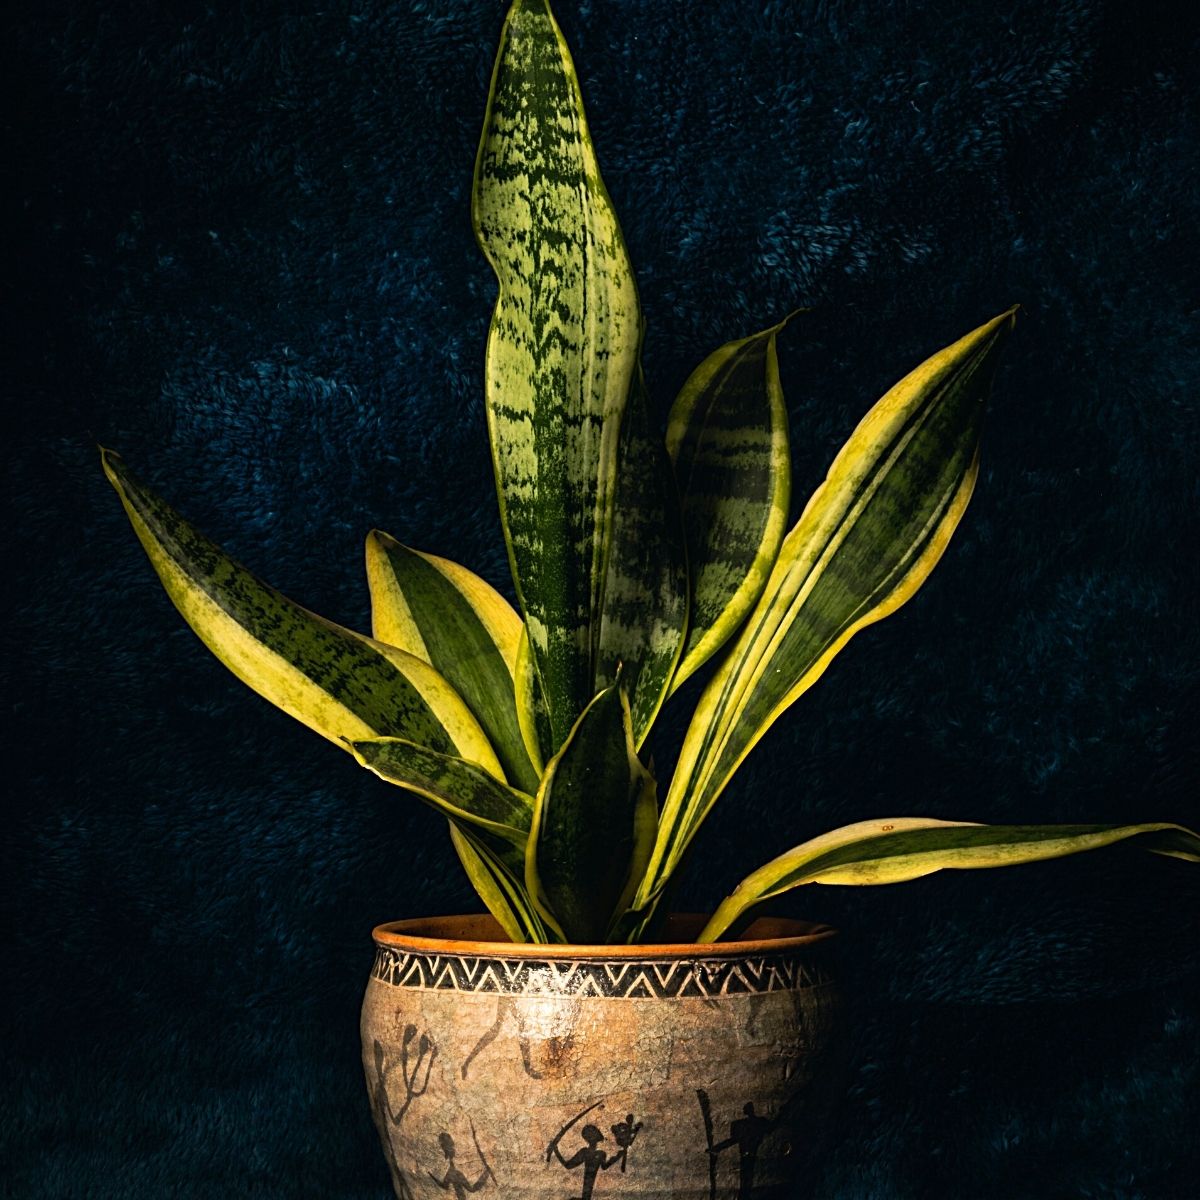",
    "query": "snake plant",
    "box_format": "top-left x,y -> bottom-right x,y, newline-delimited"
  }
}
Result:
103,0 -> 1198,945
